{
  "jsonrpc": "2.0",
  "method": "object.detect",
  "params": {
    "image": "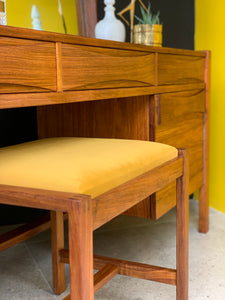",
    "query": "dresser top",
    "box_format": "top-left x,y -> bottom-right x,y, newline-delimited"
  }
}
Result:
0,25 -> 206,57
